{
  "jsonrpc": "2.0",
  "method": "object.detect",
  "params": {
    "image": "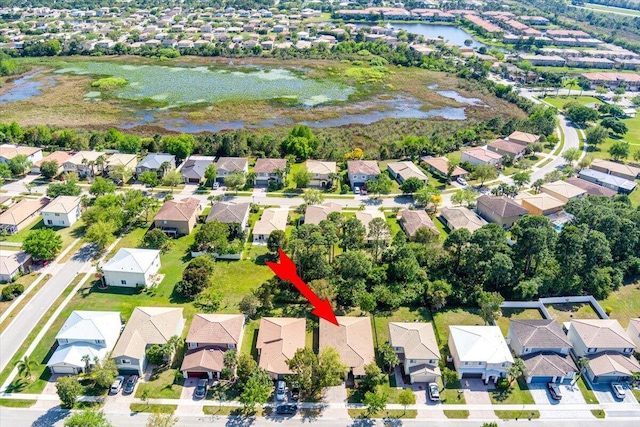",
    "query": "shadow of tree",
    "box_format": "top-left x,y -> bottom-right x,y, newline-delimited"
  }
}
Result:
32,406 -> 68,427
